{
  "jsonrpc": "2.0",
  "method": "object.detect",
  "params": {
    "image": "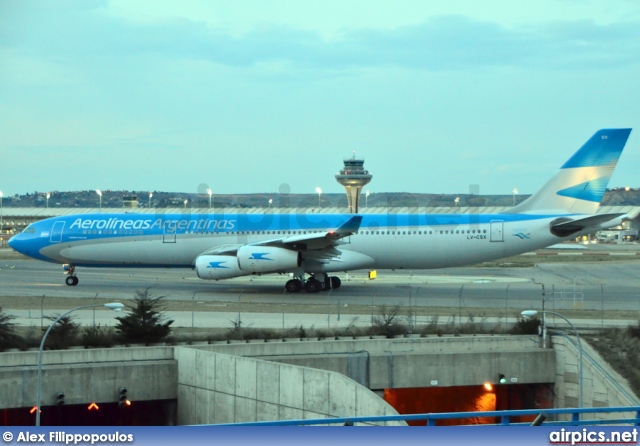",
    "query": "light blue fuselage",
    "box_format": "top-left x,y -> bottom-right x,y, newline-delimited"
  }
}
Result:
9,212 -> 569,271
